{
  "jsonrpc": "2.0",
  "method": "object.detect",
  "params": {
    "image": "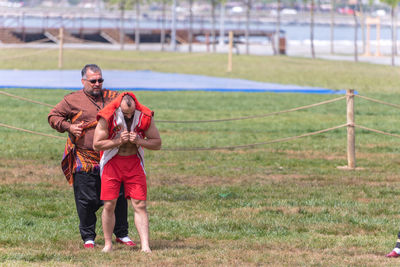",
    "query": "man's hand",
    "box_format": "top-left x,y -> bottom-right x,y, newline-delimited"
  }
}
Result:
129,131 -> 139,144
69,121 -> 84,137
120,130 -> 130,145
